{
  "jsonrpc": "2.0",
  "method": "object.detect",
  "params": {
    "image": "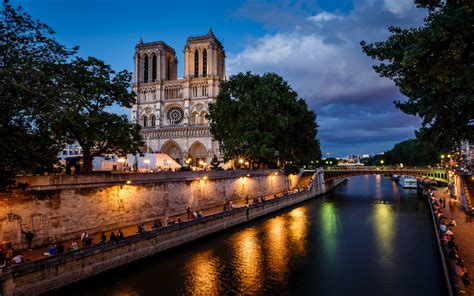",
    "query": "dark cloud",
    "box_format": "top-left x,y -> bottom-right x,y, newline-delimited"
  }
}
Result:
229,0 -> 428,156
